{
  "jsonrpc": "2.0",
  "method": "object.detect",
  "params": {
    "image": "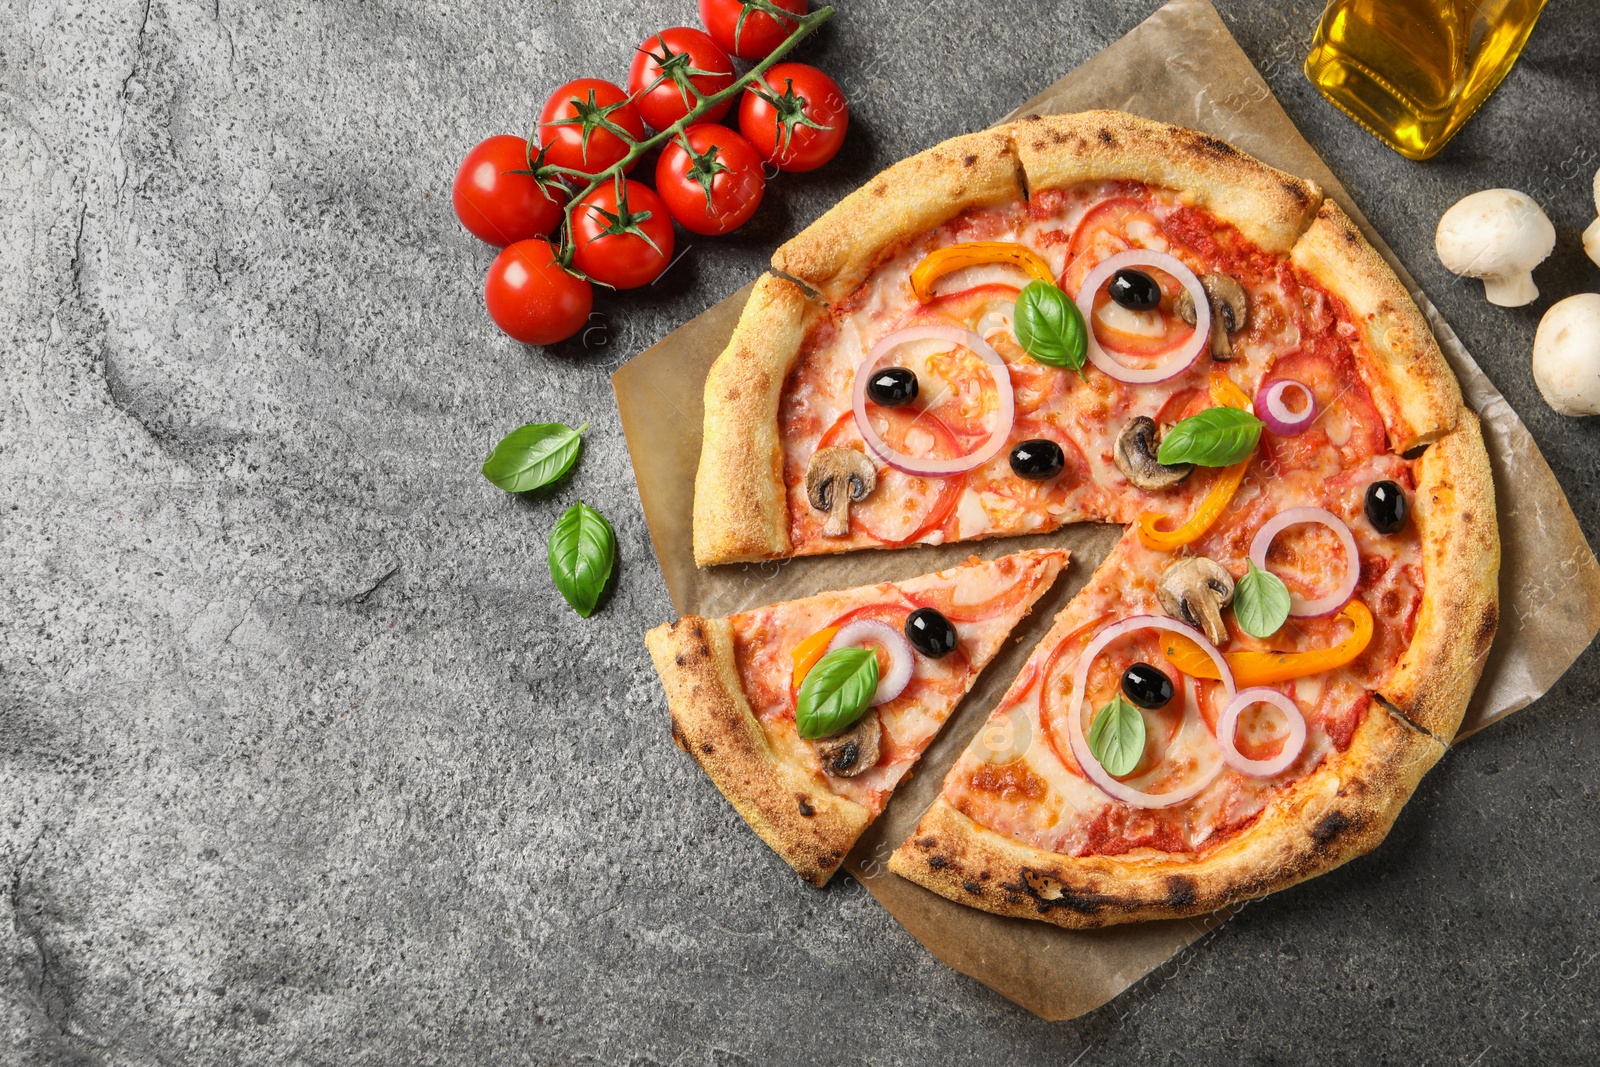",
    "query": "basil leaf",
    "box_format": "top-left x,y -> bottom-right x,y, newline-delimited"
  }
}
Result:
1156,406 -> 1264,467
482,422 -> 587,493
795,647 -> 879,740
547,500 -> 615,617
1014,280 -> 1087,372
1234,561 -> 1291,639
1087,693 -> 1146,777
